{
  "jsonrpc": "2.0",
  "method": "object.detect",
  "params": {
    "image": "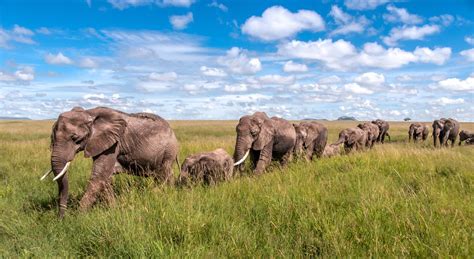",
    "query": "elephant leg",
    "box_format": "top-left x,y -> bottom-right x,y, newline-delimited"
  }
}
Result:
250,149 -> 260,170
161,159 -> 175,185
102,179 -> 115,206
57,174 -> 69,219
79,145 -> 118,211
254,142 -> 273,174
305,142 -> 315,161
281,149 -> 293,166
